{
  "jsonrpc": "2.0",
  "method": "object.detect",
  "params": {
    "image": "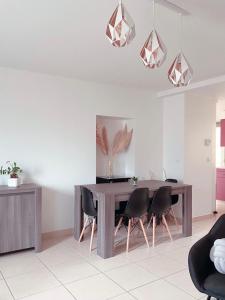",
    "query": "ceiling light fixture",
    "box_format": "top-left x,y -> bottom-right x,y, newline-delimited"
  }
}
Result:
105,0 -> 193,88
106,0 -> 135,48
140,0 -> 167,69
168,13 -> 193,87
